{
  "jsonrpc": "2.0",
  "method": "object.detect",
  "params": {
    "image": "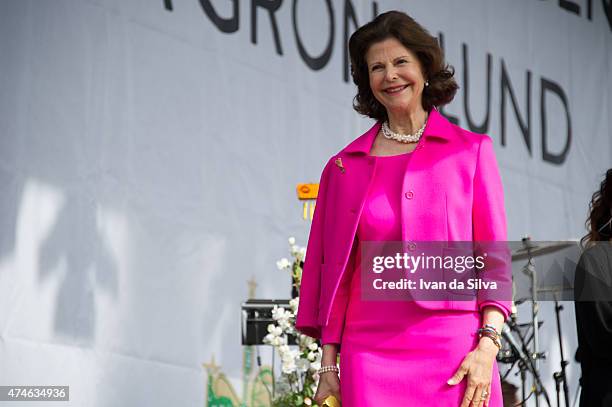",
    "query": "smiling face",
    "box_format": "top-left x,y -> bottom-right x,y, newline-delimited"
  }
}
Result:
365,37 -> 426,117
